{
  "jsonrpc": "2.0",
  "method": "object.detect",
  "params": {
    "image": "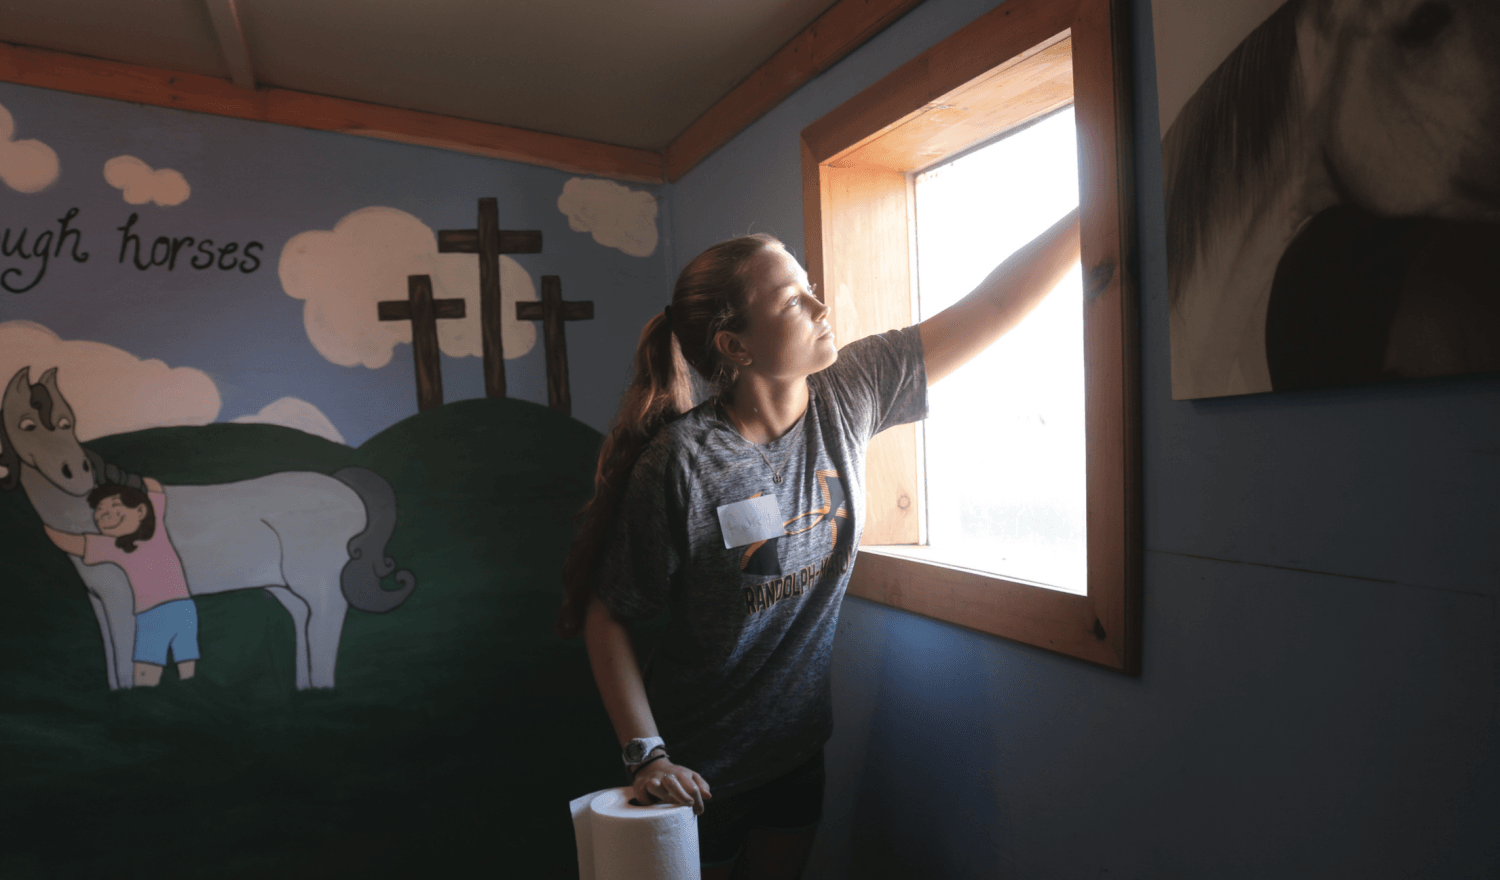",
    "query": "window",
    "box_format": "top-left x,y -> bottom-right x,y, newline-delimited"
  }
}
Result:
800,0 -> 1140,671
908,106 -> 1086,594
